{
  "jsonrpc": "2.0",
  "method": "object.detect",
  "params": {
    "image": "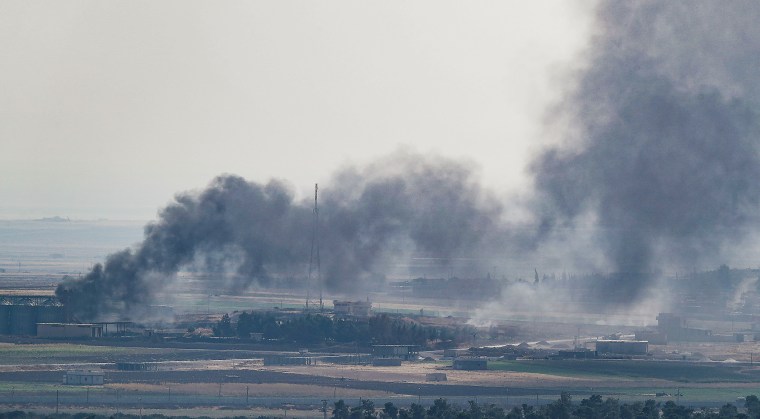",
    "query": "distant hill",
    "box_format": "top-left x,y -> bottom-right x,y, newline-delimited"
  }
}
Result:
35,216 -> 70,222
